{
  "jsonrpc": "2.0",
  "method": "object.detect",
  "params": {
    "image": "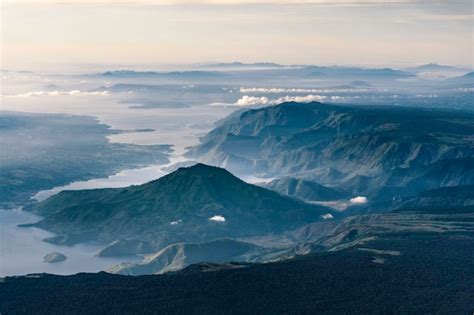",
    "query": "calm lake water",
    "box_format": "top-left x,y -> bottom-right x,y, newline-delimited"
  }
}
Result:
0,209 -> 138,277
